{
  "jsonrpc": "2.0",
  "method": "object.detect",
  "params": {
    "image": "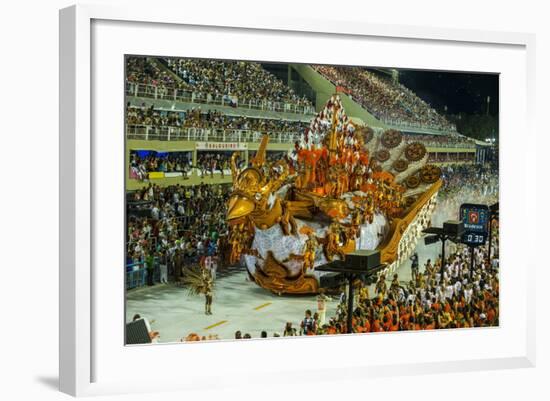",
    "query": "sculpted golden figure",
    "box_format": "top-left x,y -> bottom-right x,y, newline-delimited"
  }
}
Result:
302,232 -> 318,274
323,222 -> 349,262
